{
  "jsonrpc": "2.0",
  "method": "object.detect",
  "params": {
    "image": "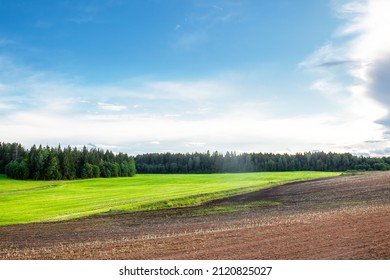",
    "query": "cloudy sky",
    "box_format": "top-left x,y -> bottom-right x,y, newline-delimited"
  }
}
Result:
1,0 -> 390,155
